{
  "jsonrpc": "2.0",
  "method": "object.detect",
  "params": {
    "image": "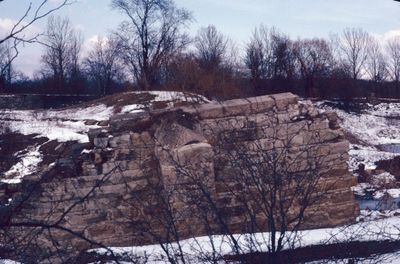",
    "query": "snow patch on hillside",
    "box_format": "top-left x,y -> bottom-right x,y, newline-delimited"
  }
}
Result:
349,144 -> 398,170
317,102 -> 400,146
374,189 -> 400,199
150,91 -> 208,103
0,260 -> 20,264
92,213 -> 400,264
0,104 -> 113,143
1,146 -> 42,184
316,101 -> 400,203
0,91 -> 208,143
0,91 -> 208,185
121,104 -> 143,114
316,101 -> 400,171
